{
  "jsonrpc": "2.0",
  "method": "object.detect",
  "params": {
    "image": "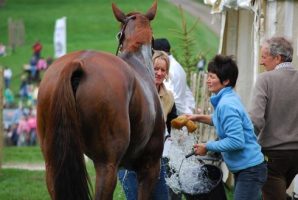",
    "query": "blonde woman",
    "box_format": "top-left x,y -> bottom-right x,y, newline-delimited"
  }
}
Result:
153,50 -> 177,135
